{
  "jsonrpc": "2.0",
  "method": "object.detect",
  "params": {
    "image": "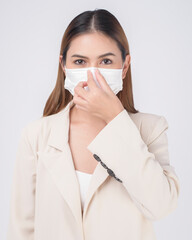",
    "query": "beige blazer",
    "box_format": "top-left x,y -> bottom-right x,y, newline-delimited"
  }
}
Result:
7,99 -> 180,240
